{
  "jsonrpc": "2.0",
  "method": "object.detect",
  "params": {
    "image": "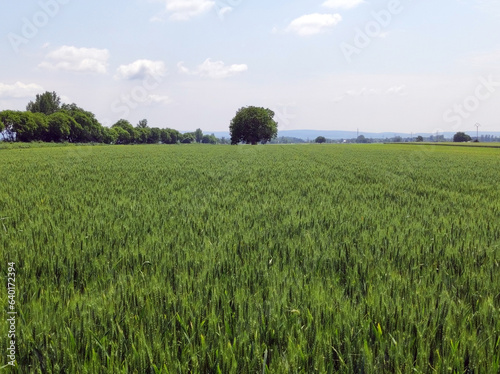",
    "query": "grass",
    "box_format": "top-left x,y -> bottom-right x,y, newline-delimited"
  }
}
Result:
1,144 -> 499,373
